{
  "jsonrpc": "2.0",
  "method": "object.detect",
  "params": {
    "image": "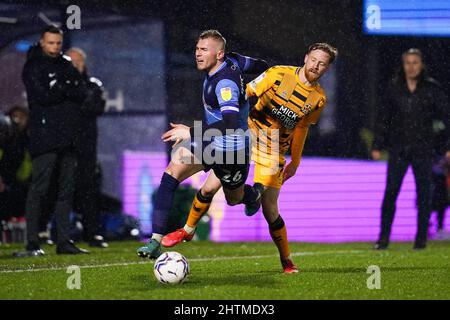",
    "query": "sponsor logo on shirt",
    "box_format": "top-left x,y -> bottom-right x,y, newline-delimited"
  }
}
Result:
271,105 -> 300,130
